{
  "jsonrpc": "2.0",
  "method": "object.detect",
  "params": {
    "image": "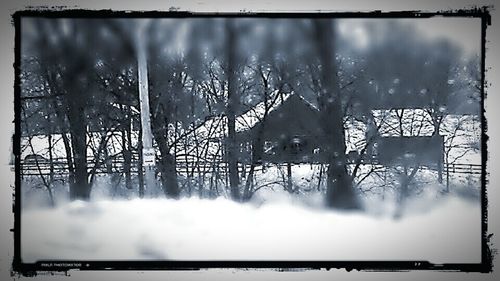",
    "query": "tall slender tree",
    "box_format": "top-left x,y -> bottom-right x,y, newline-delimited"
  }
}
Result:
225,19 -> 241,201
